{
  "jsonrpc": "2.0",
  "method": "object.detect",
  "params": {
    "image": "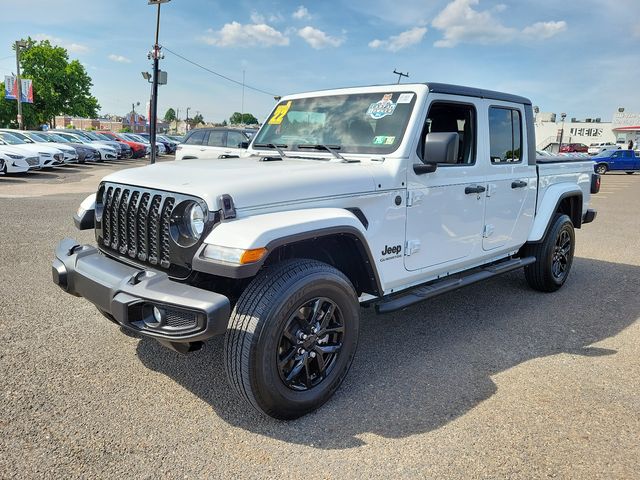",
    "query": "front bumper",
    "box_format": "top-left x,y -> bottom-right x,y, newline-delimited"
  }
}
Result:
52,238 -> 231,345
